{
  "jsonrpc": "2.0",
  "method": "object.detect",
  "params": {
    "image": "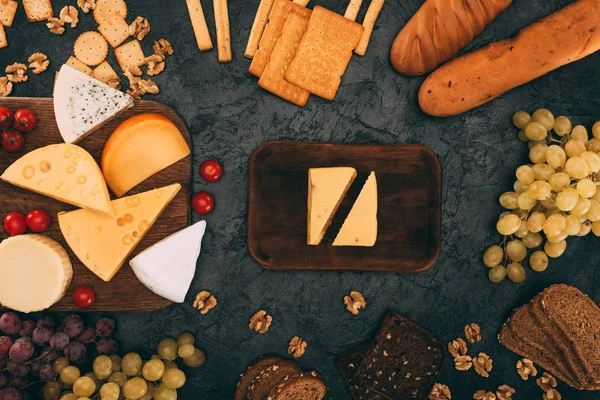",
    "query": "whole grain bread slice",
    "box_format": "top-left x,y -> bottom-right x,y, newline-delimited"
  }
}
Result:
246,359 -> 302,400
266,371 -> 327,400
336,344 -> 392,400
234,355 -> 284,400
